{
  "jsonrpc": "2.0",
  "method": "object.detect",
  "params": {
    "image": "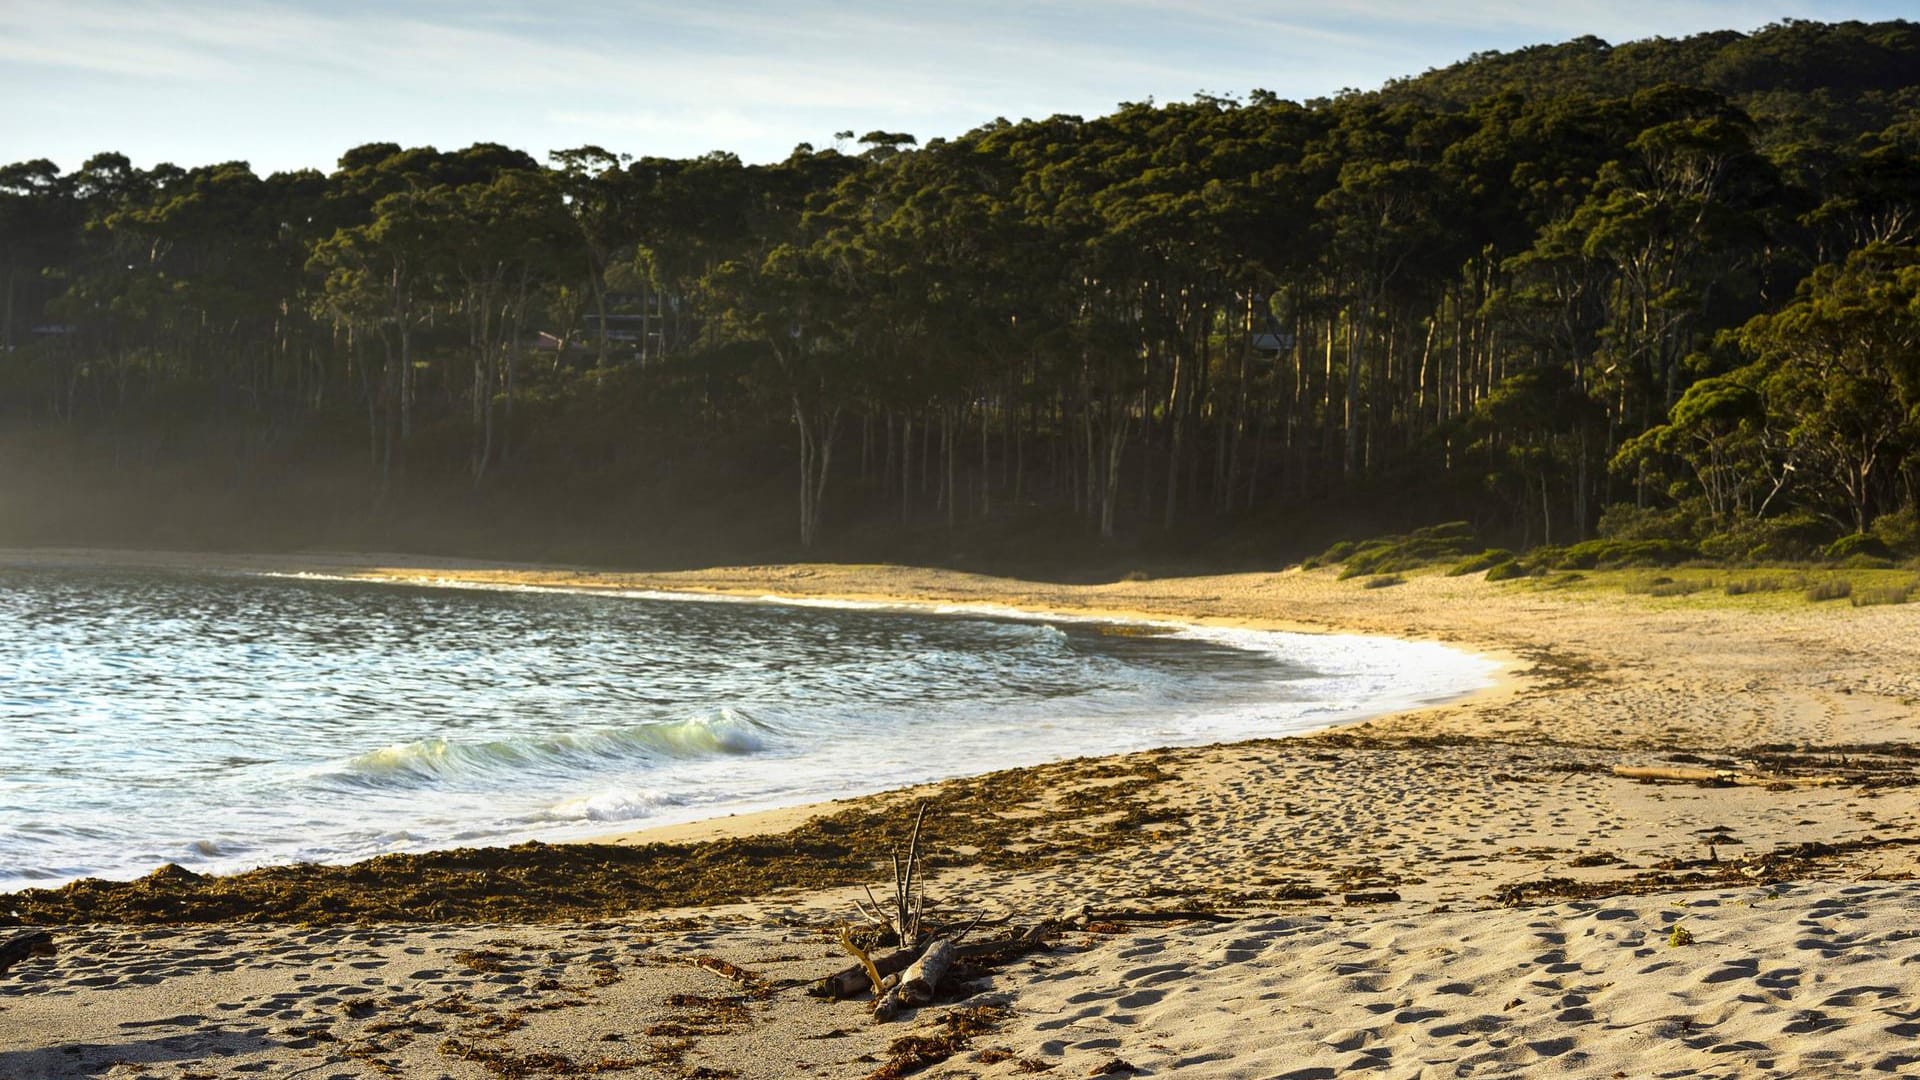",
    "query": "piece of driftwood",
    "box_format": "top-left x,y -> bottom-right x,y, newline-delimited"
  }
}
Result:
814,936 -> 1015,1000
1090,909 -> 1234,924
873,938 -> 956,1021
691,955 -> 767,991
811,909 -> 1229,999
817,938 -> 917,999
0,931 -> 54,976
854,803 -> 930,948
1612,765 -> 1844,787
